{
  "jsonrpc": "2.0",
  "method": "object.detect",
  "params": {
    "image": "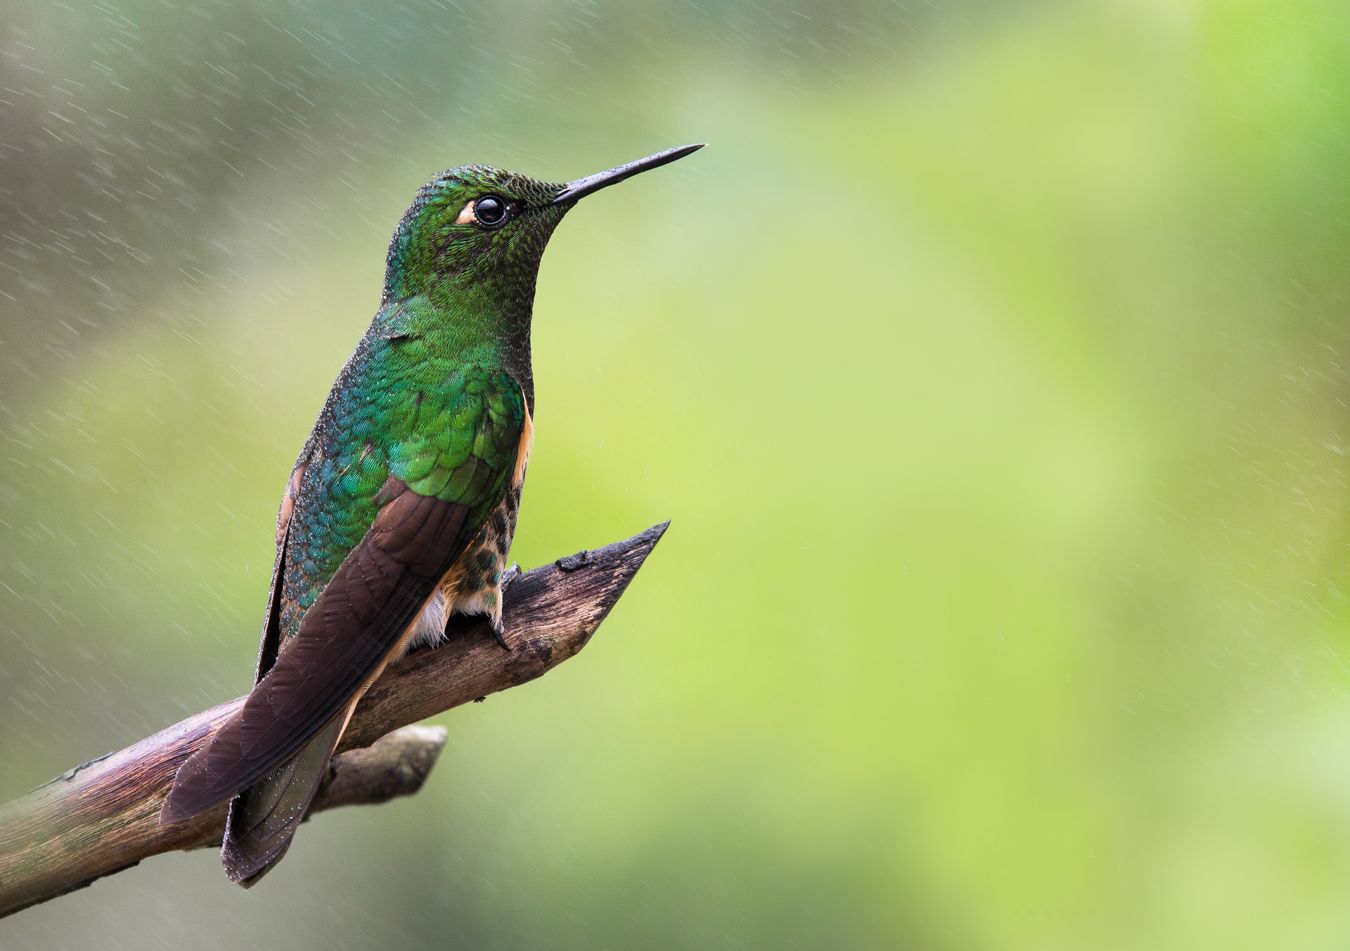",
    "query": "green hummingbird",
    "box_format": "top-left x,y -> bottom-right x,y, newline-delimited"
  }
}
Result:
160,143 -> 703,884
